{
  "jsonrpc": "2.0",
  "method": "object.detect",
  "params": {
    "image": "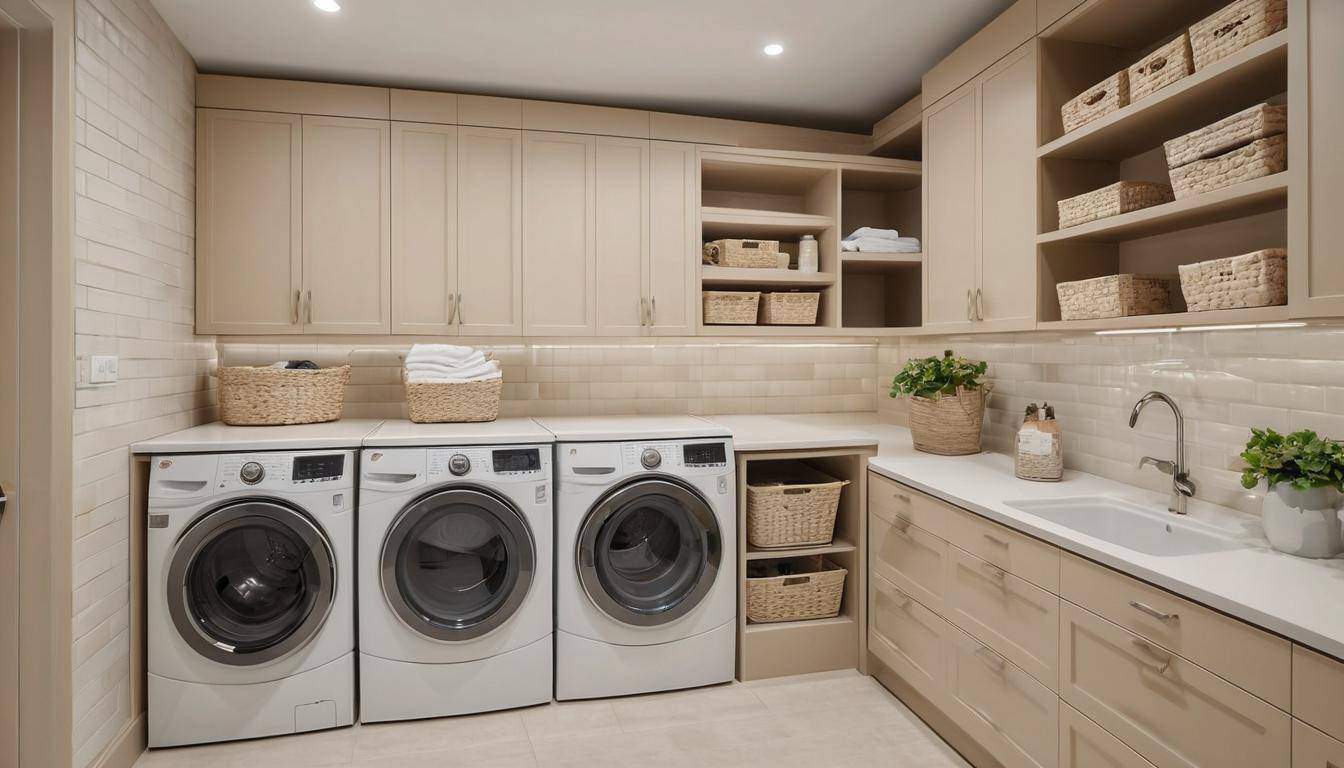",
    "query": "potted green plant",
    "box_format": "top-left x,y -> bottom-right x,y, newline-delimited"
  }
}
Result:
890,350 -> 991,455
1240,428 -> 1344,558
